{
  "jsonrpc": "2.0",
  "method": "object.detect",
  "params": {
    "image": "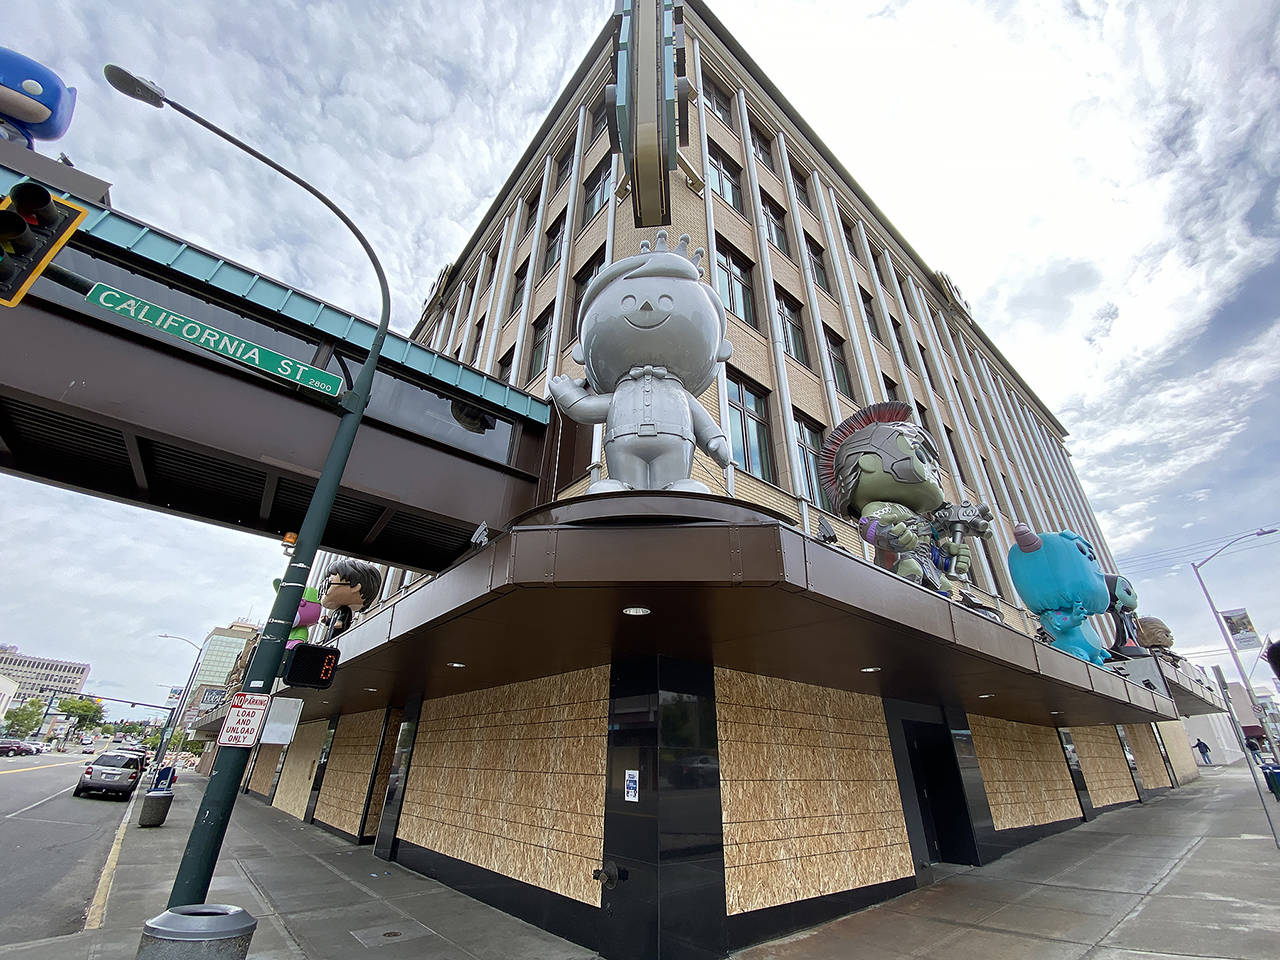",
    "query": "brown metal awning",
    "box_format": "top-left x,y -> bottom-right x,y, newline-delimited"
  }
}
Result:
1157,659 -> 1228,716
282,493 -> 1177,728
